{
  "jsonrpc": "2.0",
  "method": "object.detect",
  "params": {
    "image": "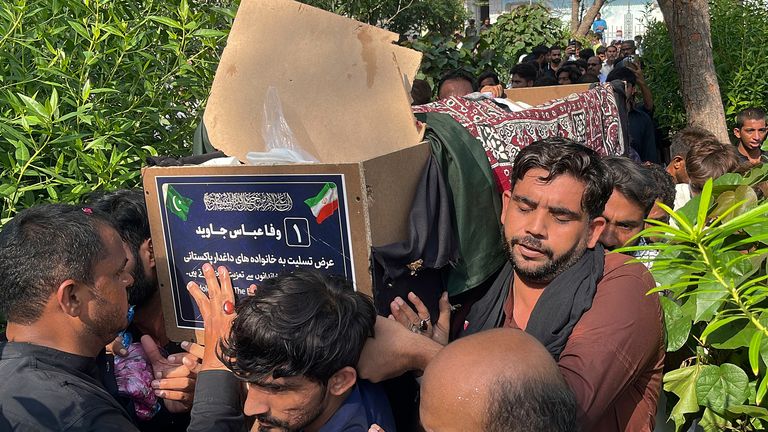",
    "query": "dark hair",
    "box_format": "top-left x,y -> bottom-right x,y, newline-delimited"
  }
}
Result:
485,375 -> 577,432
0,204 -> 114,324
411,79 -> 432,105
87,189 -> 150,256
643,162 -> 677,208
579,48 -> 595,61
87,189 -> 155,306
606,66 -> 637,86
603,157 -> 657,214
578,73 -> 599,84
510,63 -> 537,83
549,45 -> 562,53
735,107 -> 766,129
437,69 -> 477,94
596,46 -> 607,54
557,66 -> 581,84
534,76 -> 559,87
669,127 -> 716,159
478,70 -> 501,86
686,138 -> 739,192
511,138 -> 613,219
220,270 -> 376,384
532,45 -> 549,59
